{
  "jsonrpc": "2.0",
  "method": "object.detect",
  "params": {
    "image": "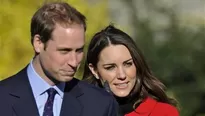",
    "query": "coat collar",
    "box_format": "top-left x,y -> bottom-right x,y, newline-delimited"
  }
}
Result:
126,97 -> 157,116
135,97 -> 157,114
8,66 -> 39,116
